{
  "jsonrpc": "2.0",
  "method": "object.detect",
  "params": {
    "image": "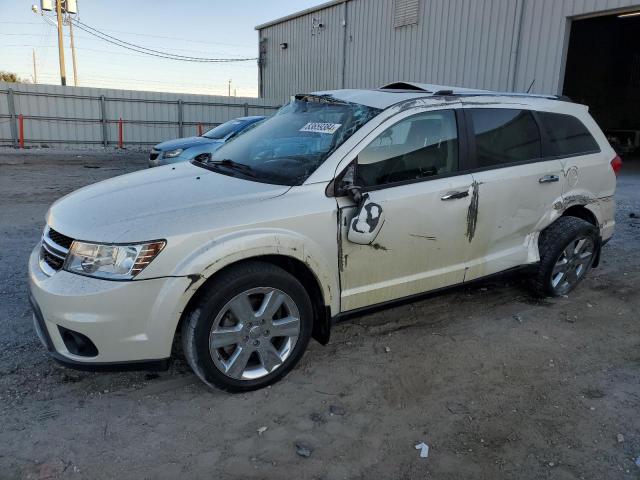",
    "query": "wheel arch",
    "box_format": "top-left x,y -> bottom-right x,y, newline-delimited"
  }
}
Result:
539,203 -> 602,267
177,254 -> 333,348
561,204 -> 598,227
